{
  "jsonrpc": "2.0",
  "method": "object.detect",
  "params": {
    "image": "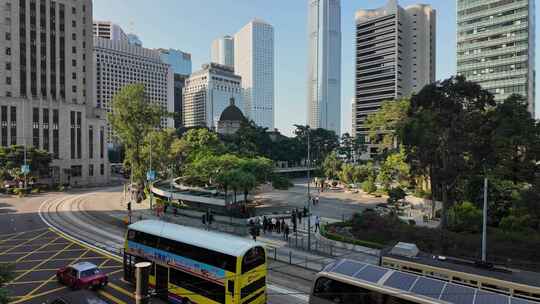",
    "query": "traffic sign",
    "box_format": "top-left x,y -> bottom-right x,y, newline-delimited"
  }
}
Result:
21,165 -> 30,175
146,170 -> 156,181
